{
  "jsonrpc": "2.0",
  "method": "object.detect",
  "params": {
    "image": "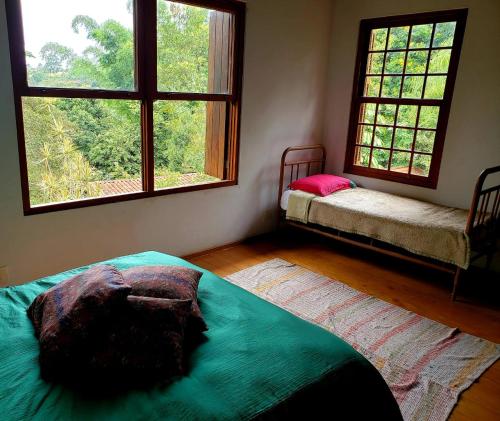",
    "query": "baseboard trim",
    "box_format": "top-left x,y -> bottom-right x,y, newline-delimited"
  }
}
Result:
182,233 -> 271,260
